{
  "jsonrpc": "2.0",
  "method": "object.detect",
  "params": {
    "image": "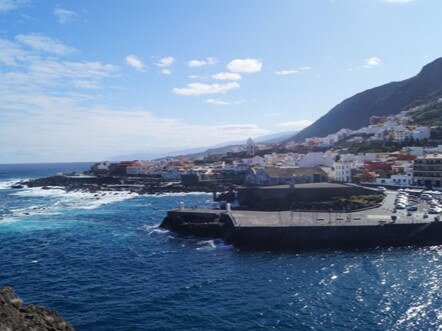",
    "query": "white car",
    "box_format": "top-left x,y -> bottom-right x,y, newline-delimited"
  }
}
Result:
428,206 -> 442,214
377,186 -> 387,193
395,203 -> 406,209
